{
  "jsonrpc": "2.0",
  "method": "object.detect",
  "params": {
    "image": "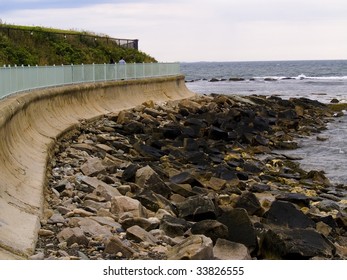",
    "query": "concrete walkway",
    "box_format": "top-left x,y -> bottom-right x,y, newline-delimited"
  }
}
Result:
0,75 -> 194,259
